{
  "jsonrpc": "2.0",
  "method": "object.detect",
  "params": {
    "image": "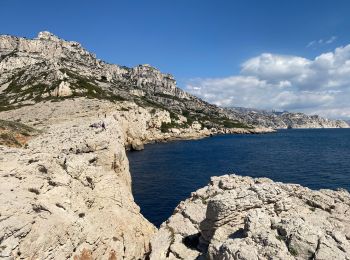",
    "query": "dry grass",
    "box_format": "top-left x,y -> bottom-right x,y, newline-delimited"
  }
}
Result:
0,119 -> 40,147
